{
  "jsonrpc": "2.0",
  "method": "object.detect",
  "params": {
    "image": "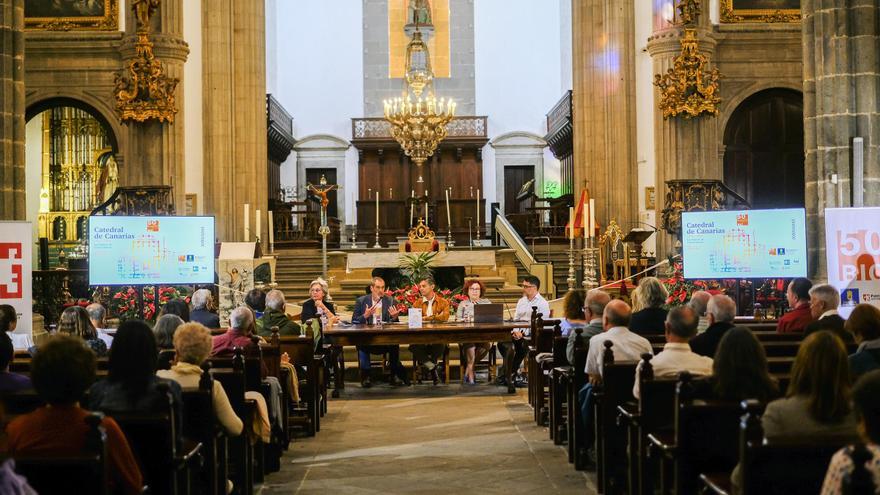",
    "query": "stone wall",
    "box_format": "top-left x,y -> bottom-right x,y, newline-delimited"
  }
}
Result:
0,0 -> 25,220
